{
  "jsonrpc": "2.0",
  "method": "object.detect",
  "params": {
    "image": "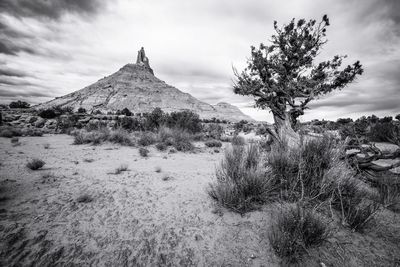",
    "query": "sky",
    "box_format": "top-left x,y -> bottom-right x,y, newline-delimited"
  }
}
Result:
0,0 -> 399,122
